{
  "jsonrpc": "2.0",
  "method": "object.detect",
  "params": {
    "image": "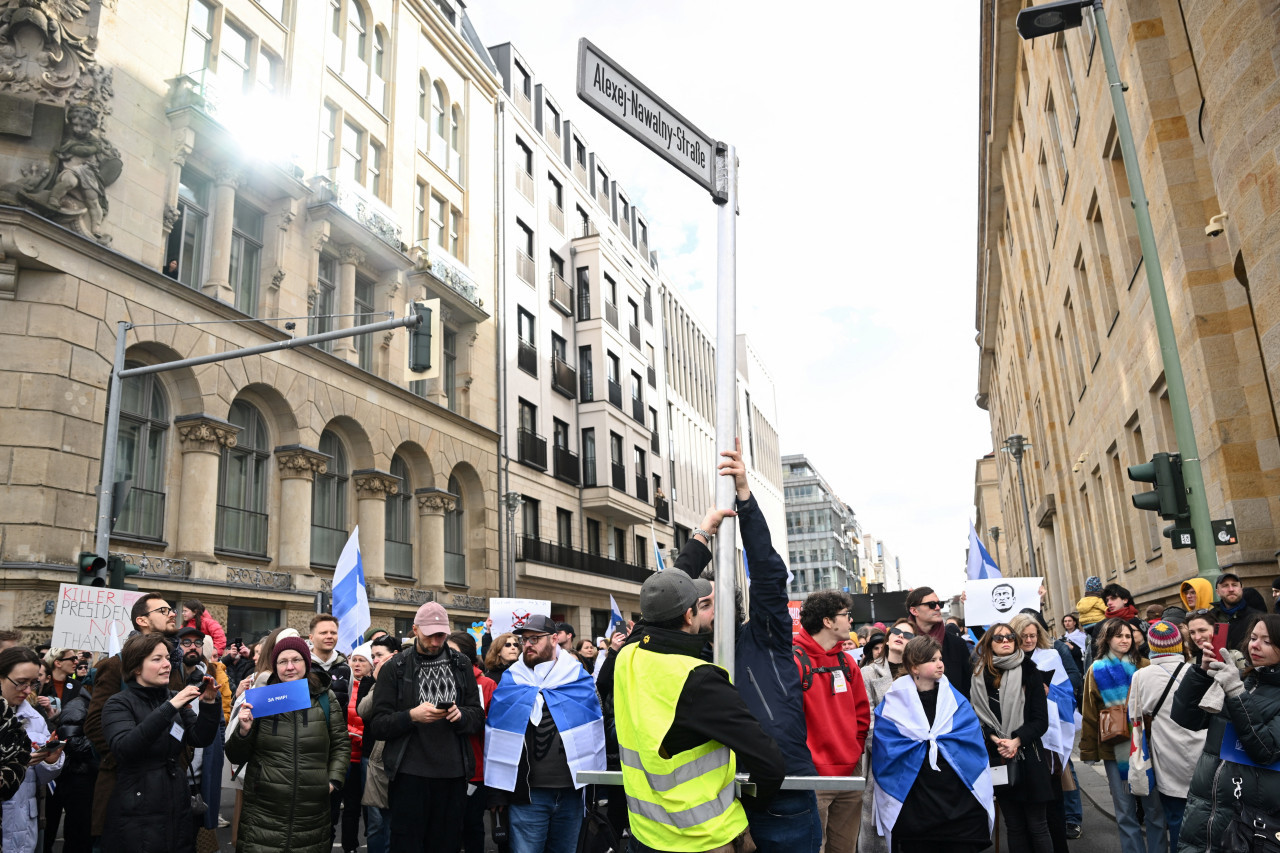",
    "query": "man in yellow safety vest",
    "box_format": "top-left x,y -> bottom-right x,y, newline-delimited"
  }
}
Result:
614,569 -> 785,853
